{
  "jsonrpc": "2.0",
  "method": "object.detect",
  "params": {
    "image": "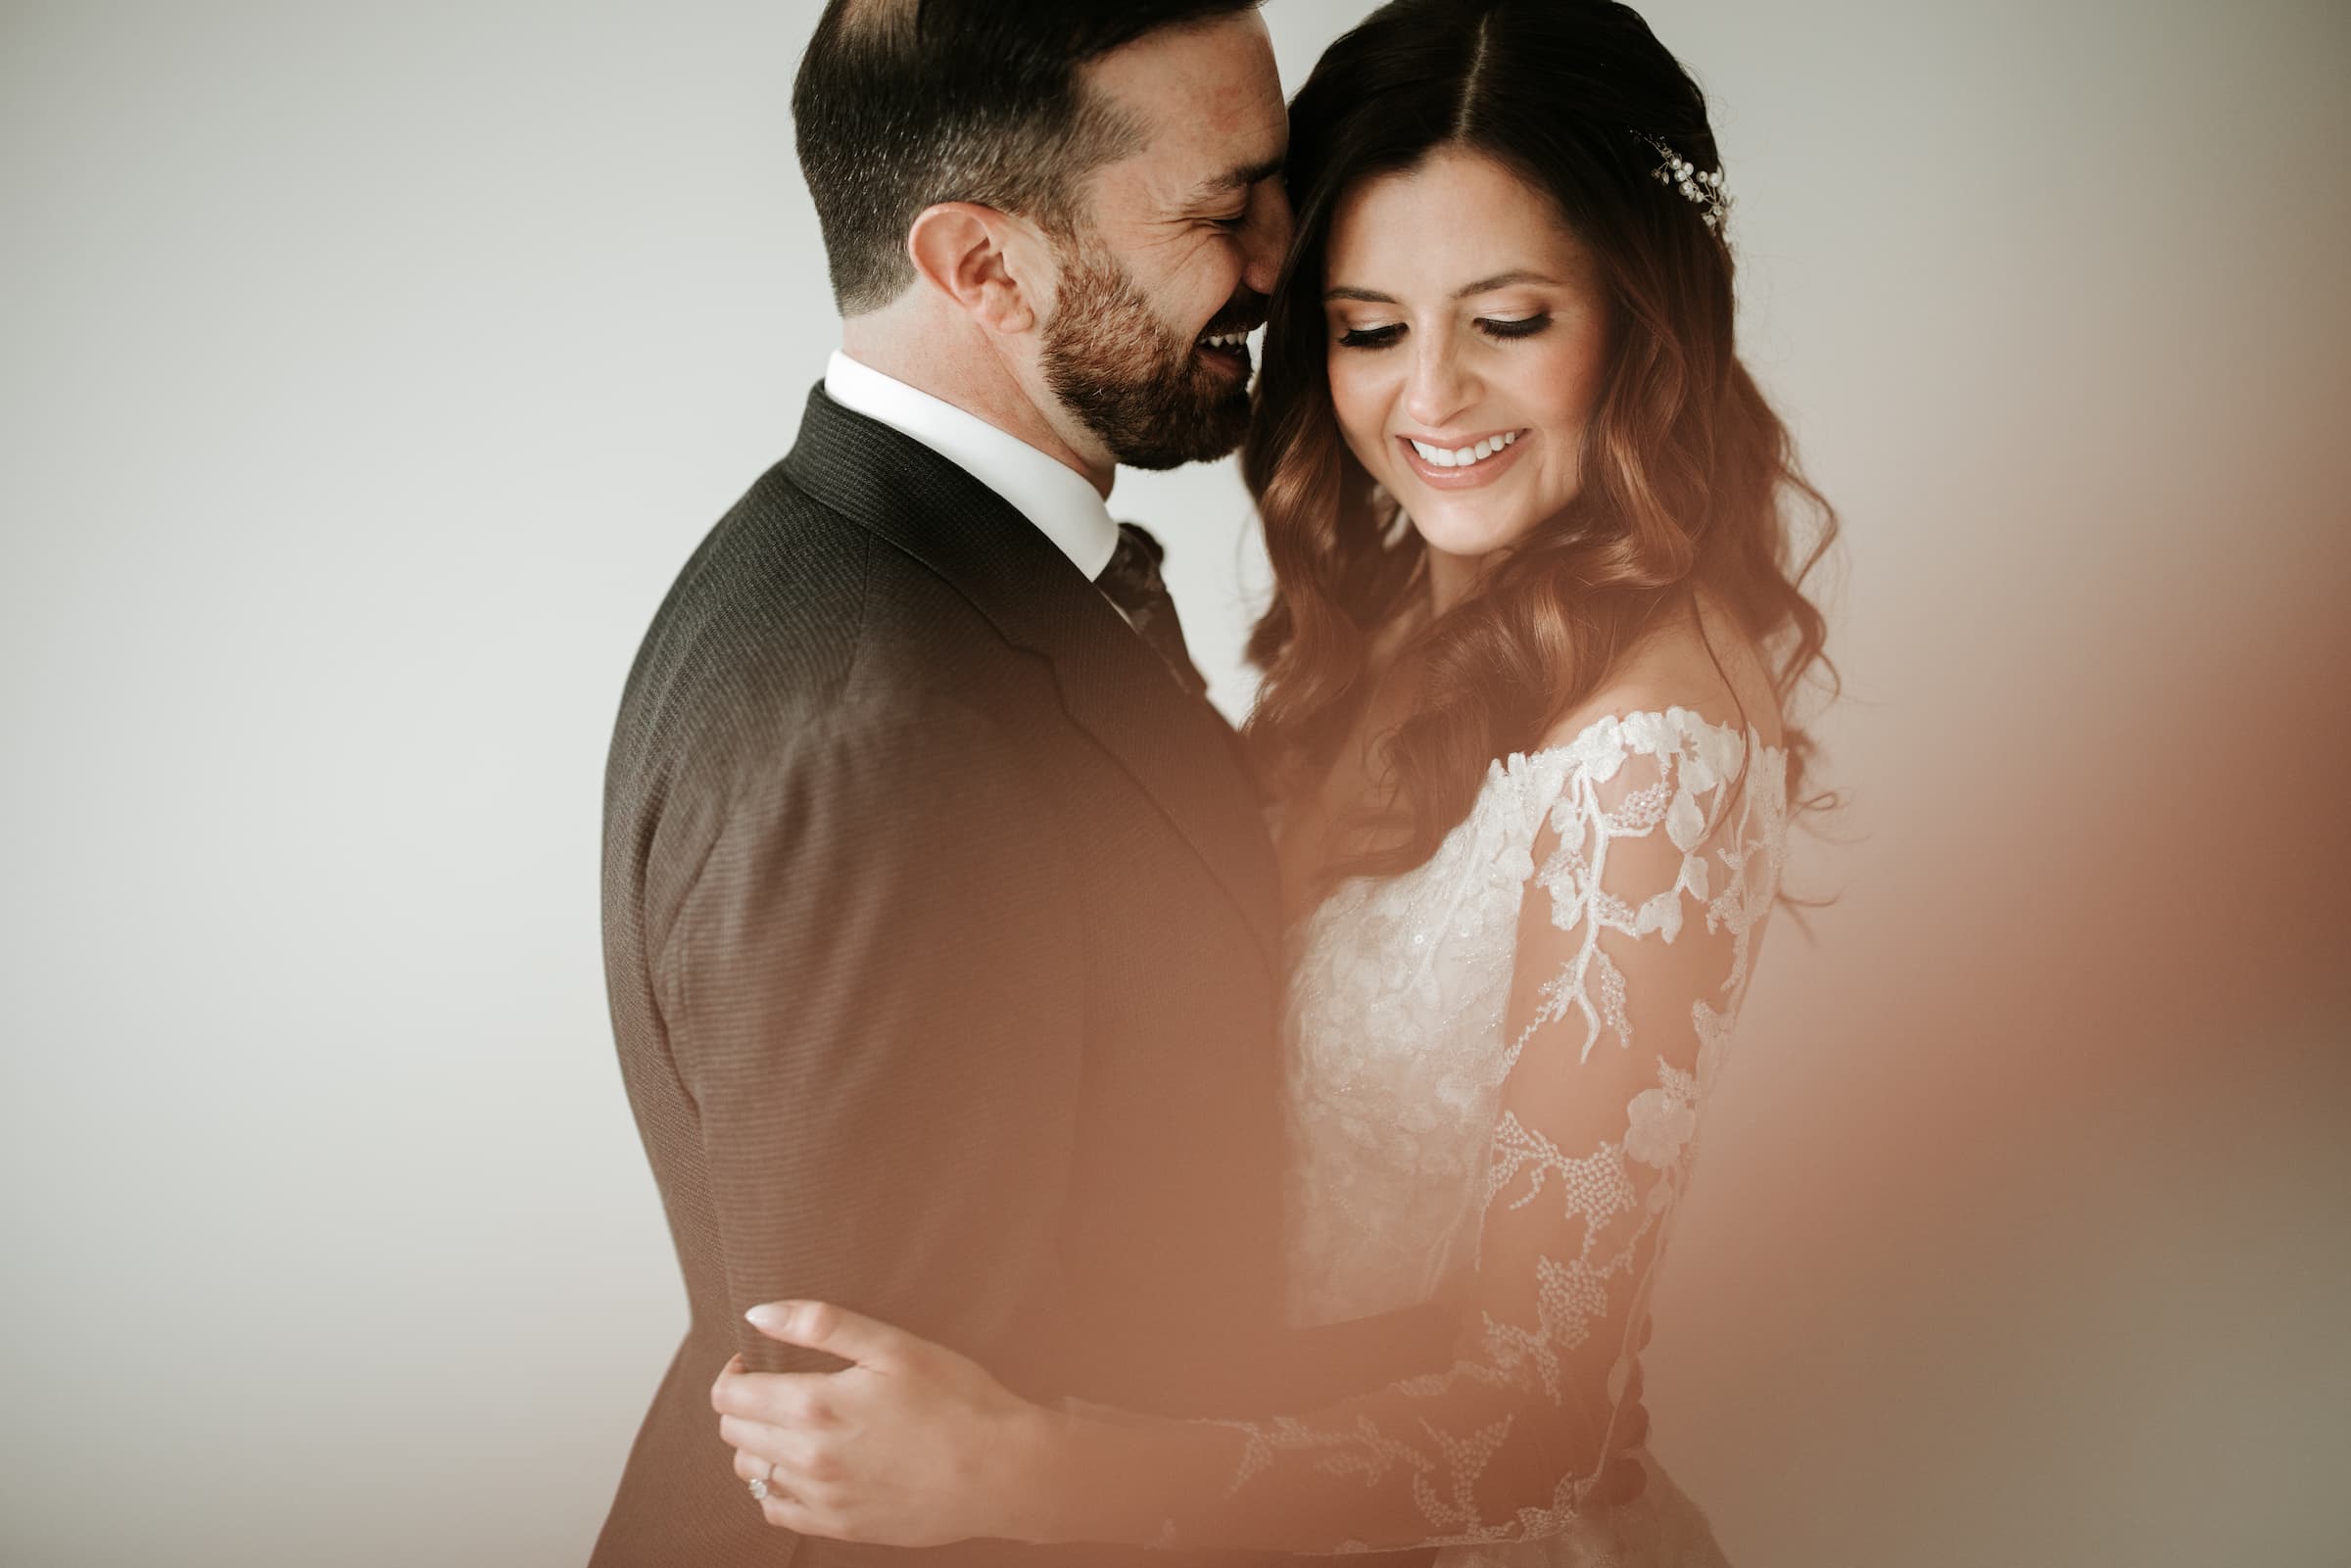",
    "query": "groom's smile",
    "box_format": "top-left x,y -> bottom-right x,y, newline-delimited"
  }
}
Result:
1192,296 -> 1268,382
